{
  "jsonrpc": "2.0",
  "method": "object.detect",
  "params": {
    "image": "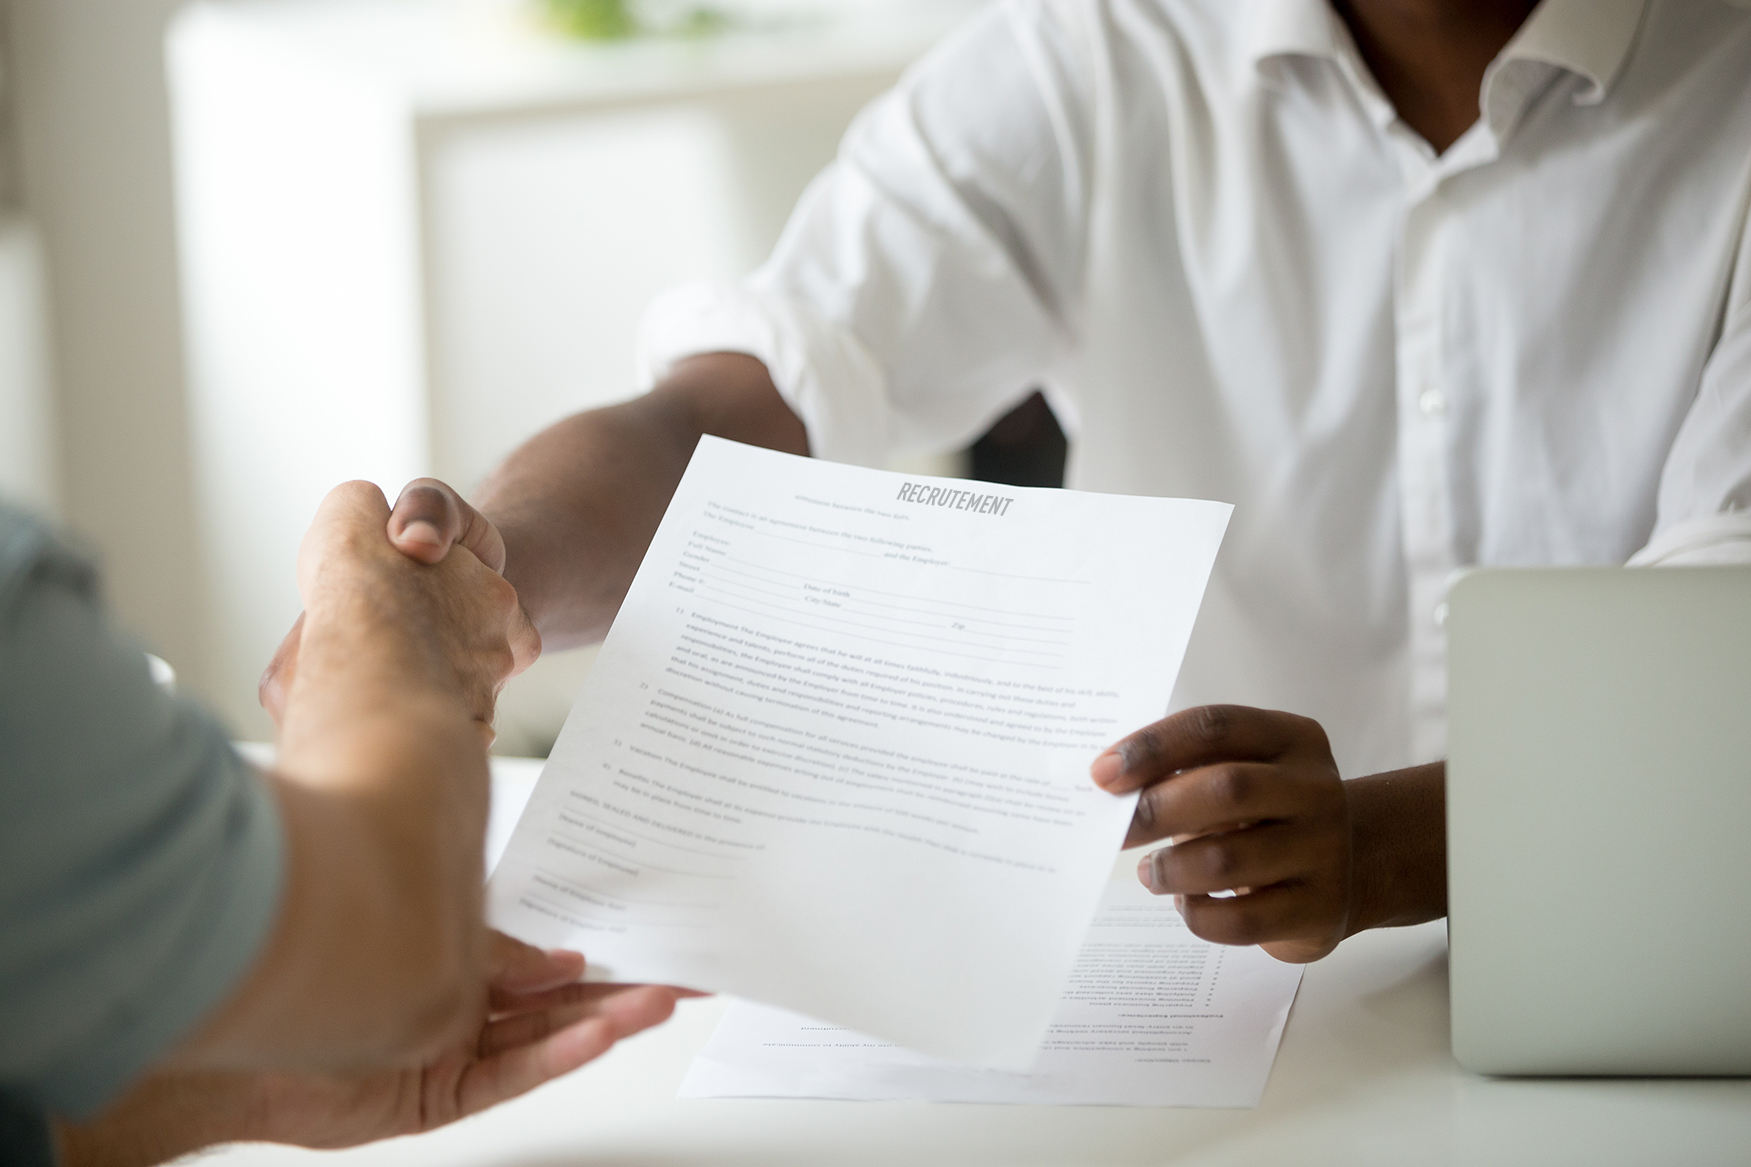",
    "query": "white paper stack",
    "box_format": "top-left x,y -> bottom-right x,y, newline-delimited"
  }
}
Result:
681,879 -> 1304,1108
